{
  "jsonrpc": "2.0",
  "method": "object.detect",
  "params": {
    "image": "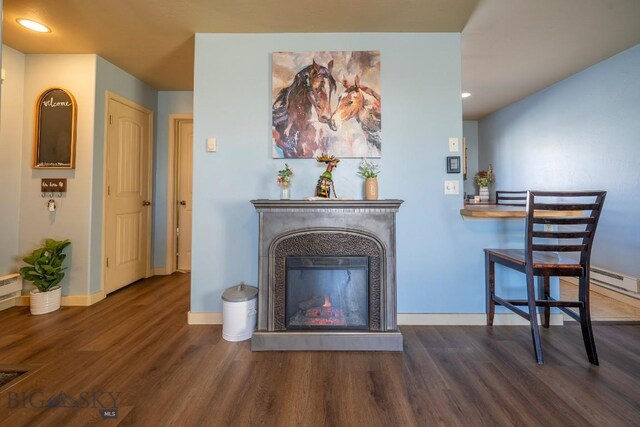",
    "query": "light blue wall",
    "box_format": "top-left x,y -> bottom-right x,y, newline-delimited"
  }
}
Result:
191,33 -> 519,314
18,54 -> 97,296
0,45 -> 24,275
153,91 -> 193,269
479,44 -> 640,277
91,57 -> 158,293
0,51 -> 157,292
463,120 -> 479,197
